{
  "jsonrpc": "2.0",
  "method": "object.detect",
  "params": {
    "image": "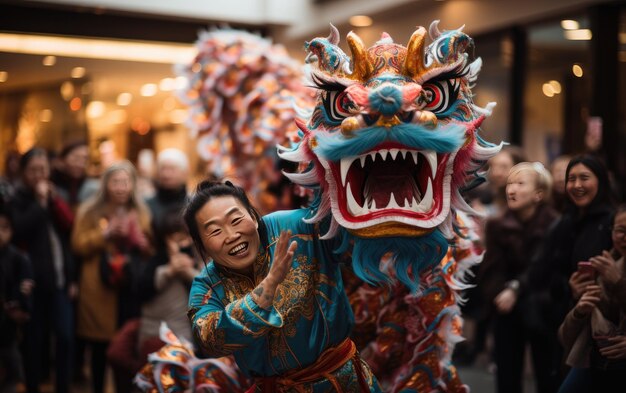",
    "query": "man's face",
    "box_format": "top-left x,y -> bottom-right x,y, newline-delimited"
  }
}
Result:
63,146 -> 89,180
157,161 -> 187,190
